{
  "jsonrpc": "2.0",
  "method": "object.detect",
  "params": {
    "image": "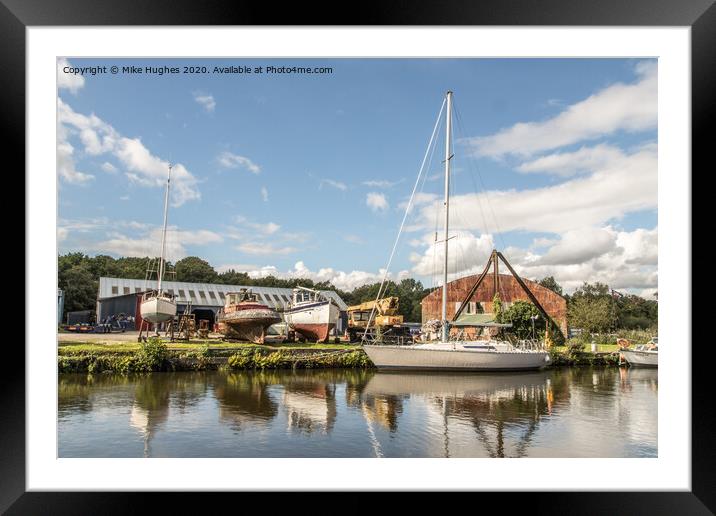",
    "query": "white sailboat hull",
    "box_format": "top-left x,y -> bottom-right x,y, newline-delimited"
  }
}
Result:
621,349 -> 658,367
140,297 -> 177,324
363,343 -> 551,371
